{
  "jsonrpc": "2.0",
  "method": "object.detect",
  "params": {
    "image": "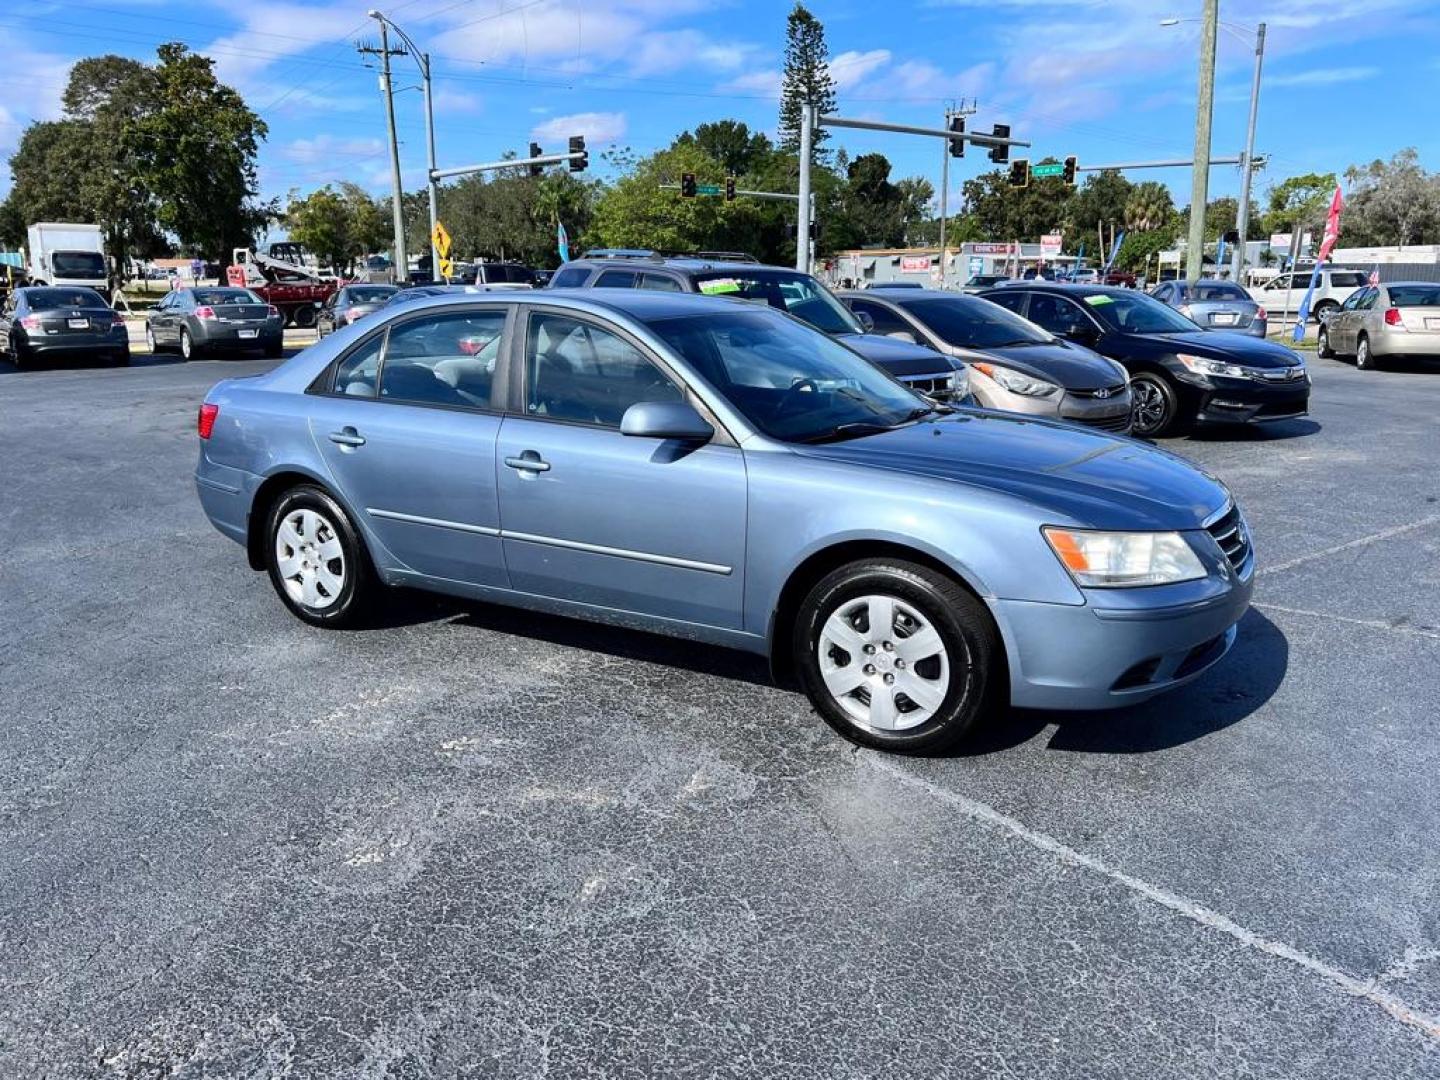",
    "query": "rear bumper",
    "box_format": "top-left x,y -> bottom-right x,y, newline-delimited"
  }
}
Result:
992,568 -> 1253,711
195,458 -> 258,547
194,324 -> 283,348
1372,330 -> 1440,358
19,331 -> 129,356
